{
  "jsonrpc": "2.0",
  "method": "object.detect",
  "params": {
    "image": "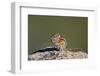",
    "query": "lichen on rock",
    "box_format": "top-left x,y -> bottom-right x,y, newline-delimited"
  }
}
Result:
28,48 -> 88,60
